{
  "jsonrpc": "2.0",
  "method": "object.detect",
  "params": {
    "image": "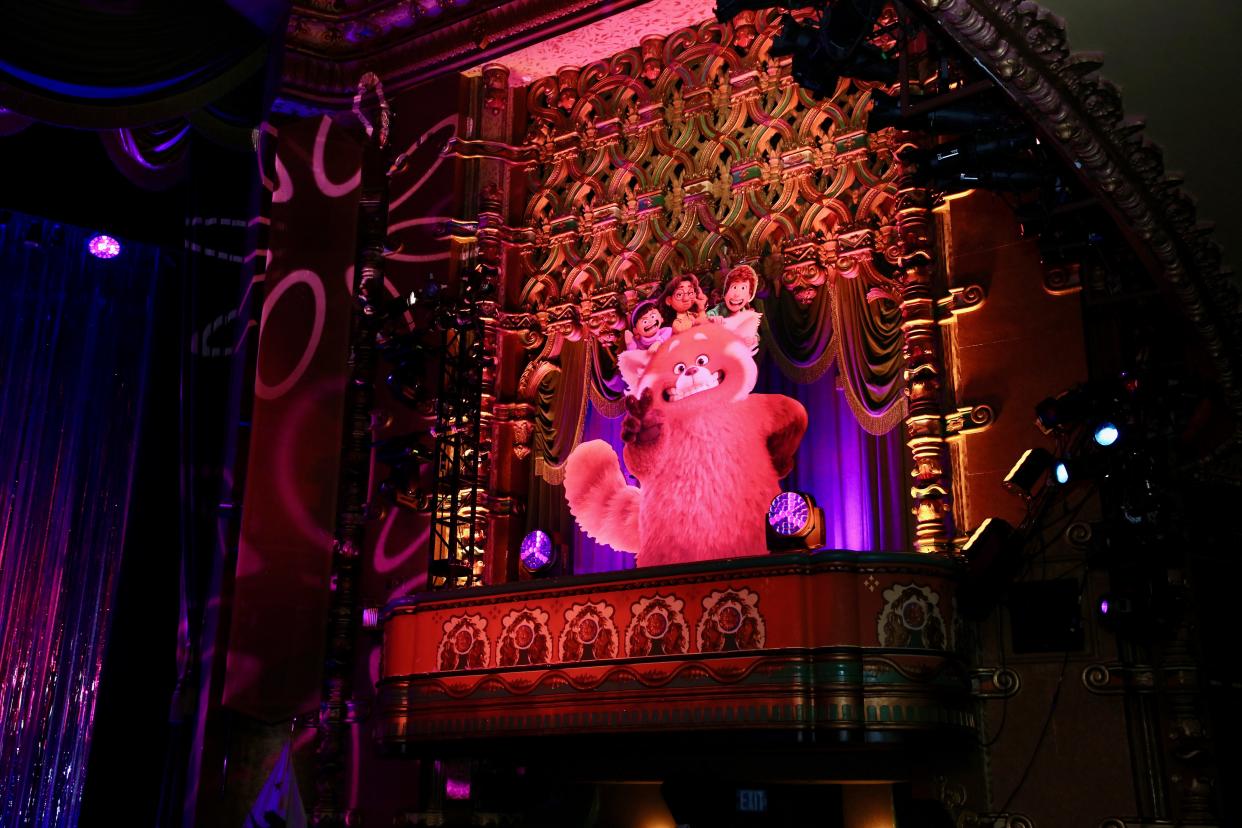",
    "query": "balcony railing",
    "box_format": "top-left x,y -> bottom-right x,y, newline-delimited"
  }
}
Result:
378,550 -> 971,748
